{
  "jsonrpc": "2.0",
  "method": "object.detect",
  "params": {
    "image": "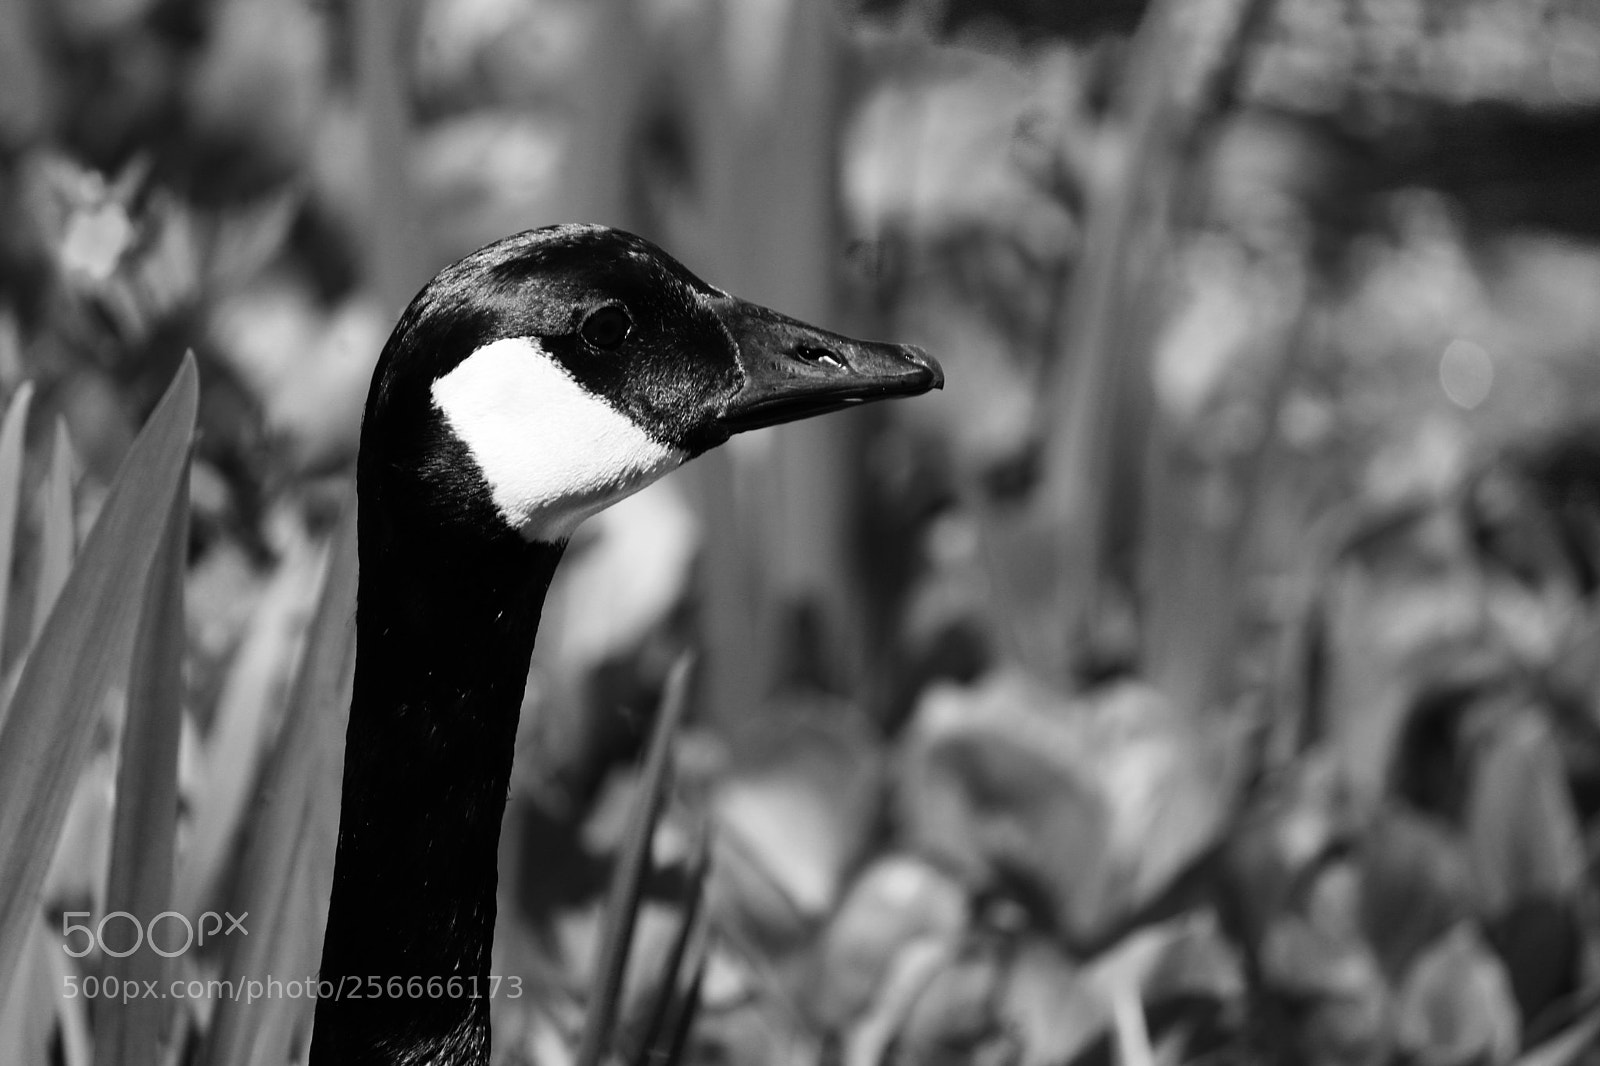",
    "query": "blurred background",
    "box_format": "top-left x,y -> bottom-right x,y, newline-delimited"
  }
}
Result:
3,0 -> 1600,1063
